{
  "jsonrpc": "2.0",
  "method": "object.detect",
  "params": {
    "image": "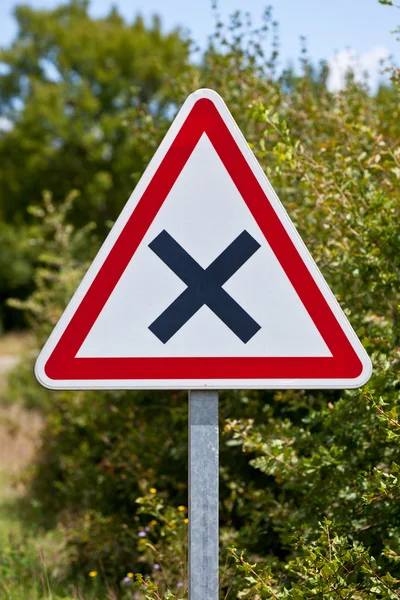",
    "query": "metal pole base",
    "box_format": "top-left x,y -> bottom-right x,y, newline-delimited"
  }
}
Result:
189,390 -> 219,600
